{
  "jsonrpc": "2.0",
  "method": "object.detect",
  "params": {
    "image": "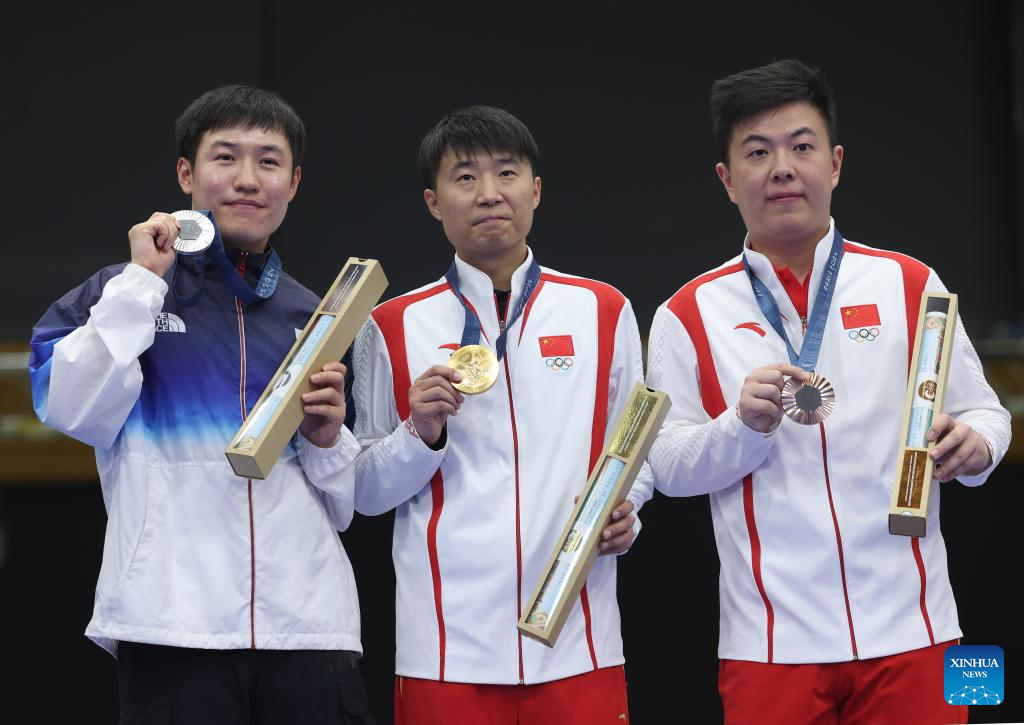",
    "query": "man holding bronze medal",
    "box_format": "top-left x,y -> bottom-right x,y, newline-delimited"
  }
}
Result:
353,106 -> 650,722
646,60 -> 1010,723
29,86 -> 372,723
